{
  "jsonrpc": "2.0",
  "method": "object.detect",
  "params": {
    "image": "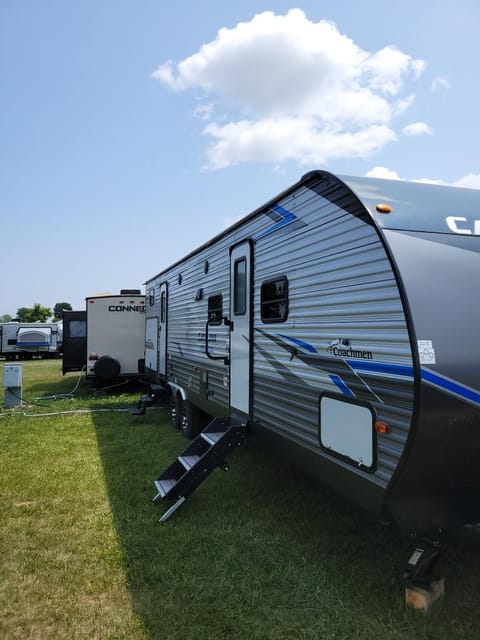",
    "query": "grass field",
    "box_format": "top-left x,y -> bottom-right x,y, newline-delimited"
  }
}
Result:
1,360 -> 480,639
